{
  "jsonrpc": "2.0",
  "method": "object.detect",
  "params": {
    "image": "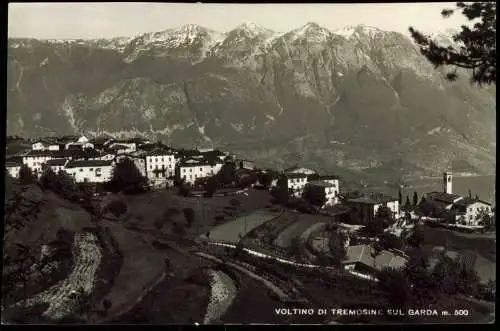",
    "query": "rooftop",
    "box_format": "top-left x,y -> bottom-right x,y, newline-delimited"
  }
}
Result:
65,160 -> 113,168
285,173 -> 308,179
307,180 -> 336,188
344,244 -> 407,271
319,175 -> 340,180
426,191 -> 463,204
46,158 -> 67,166
454,197 -> 491,207
348,195 -> 398,204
